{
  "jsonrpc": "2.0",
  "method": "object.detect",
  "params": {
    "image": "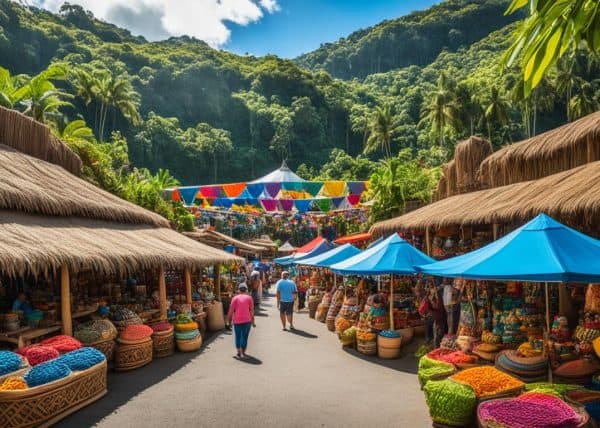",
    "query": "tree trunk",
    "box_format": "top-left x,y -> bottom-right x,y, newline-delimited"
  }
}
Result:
532,104 -> 537,137
213,153 -> 218,183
